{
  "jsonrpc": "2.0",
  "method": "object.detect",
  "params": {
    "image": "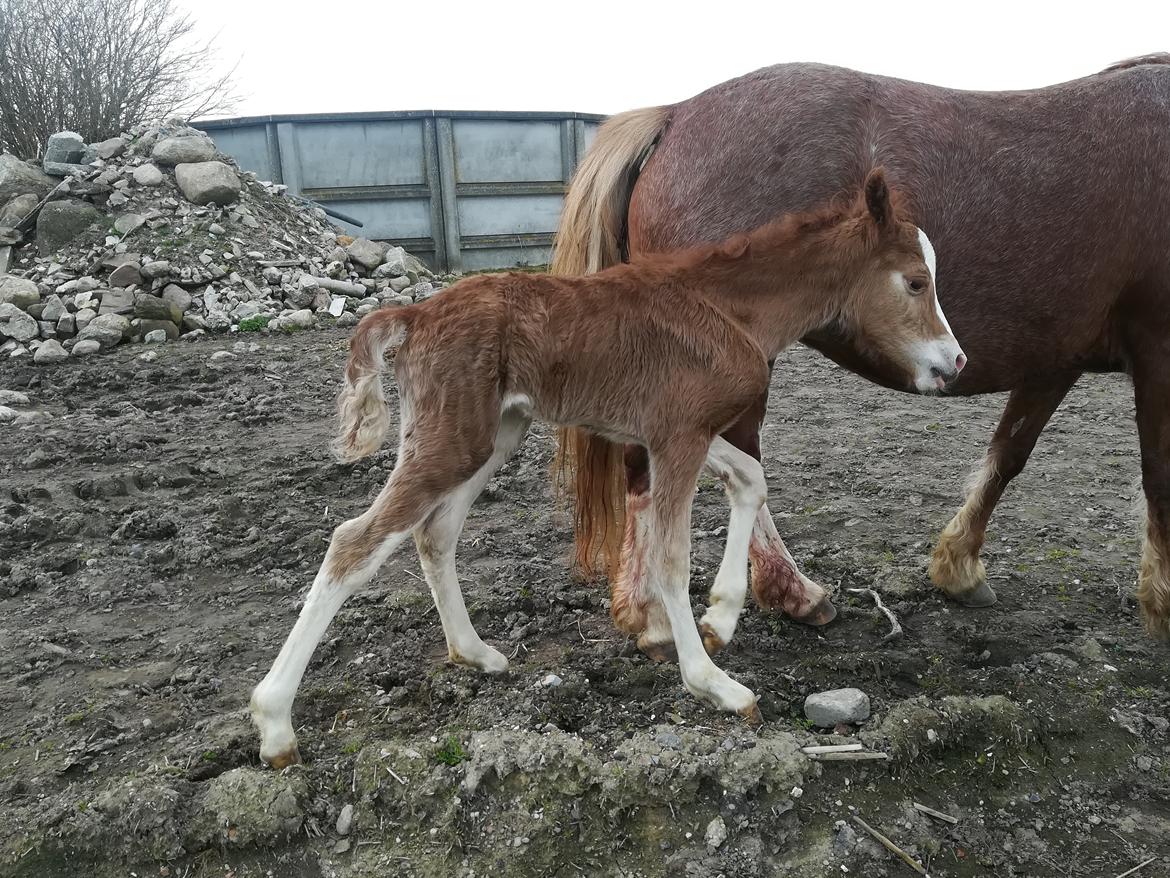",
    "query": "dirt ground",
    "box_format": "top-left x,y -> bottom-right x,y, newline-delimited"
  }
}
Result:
1,330 -> 1167,878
